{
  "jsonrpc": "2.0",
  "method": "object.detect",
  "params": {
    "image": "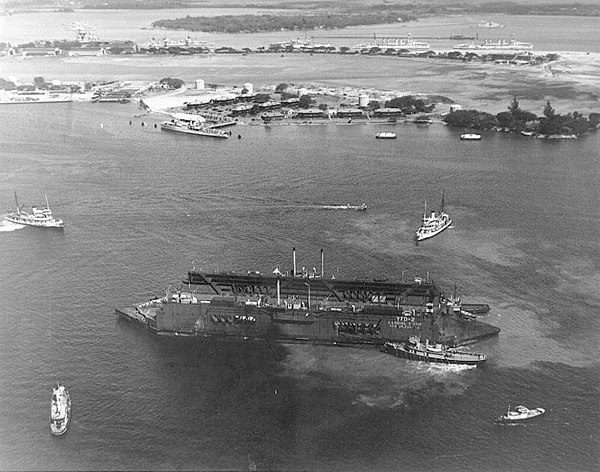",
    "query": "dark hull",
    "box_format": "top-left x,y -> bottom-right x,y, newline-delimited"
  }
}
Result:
116,300 -> 500,347
117,266 -> 500,347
